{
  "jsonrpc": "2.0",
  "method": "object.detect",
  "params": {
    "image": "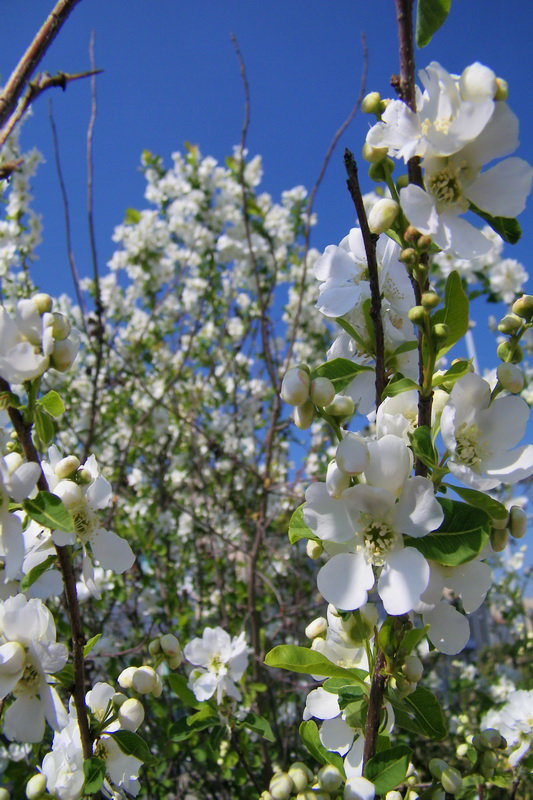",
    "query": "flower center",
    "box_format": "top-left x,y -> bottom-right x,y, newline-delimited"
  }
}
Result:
208,653 -> 226,674
427,165 -> 464,208
455,422 -> 482,467
360,515 -> 397,566
70,500 -> 96,541
14,662 -> 40,697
